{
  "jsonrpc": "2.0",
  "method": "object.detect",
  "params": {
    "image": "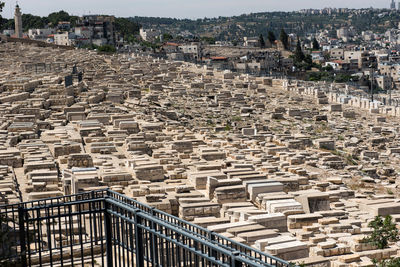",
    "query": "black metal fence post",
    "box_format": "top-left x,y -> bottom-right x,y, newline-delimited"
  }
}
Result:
231,252 -> 242,267
104,199 -> 113,267
17,206 -> 27,267
134,210 -> 144,267
91,191 -> 98,245
150,207 -> 158,266
209,231 -> 218,260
